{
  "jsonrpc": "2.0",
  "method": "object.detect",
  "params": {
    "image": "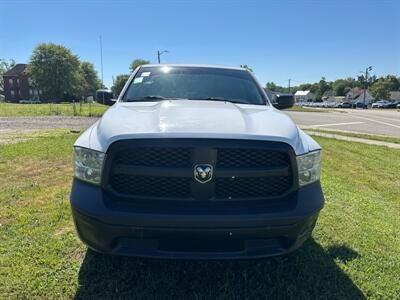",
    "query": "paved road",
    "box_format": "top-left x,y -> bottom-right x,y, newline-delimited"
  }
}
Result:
285,109 -> 400,137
